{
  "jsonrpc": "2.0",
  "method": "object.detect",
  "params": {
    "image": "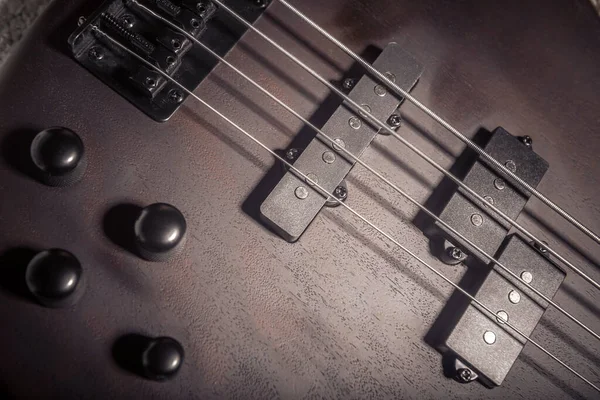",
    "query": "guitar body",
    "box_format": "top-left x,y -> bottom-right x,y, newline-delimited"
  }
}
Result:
1,0 -> 599,398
